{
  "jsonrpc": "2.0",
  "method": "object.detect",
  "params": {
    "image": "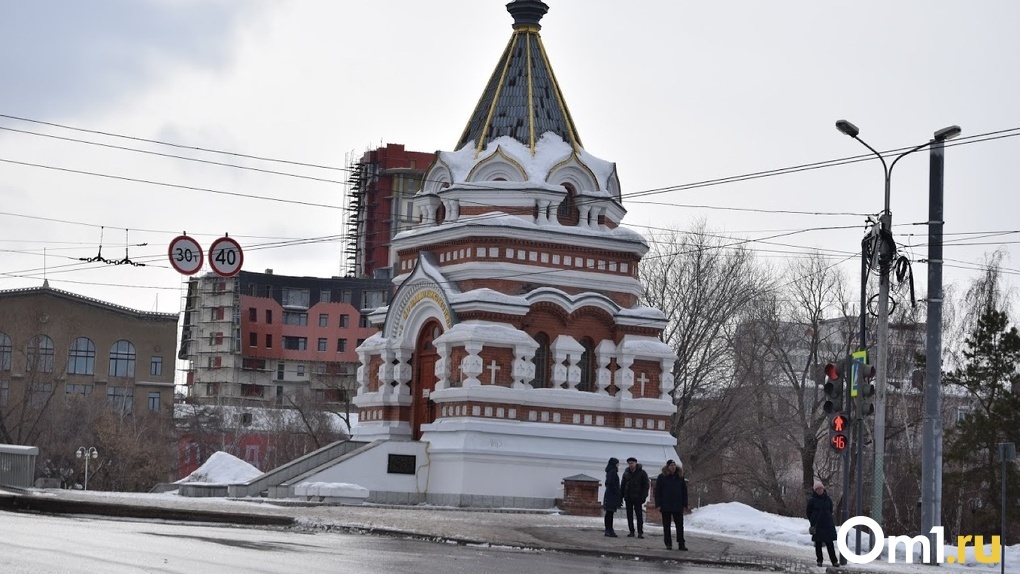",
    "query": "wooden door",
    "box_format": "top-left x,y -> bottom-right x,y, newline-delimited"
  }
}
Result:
411,320 -> 441,440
